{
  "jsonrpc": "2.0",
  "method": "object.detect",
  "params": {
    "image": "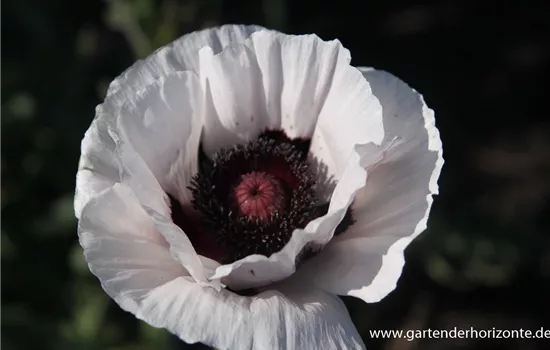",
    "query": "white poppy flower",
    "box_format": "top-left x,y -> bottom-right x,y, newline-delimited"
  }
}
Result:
75,24 -> 443,349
